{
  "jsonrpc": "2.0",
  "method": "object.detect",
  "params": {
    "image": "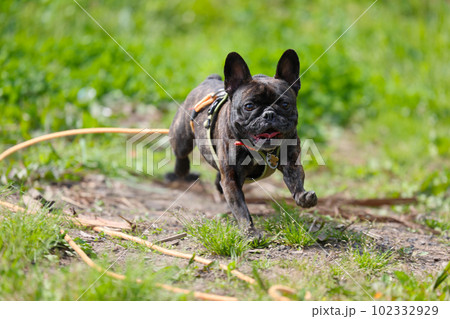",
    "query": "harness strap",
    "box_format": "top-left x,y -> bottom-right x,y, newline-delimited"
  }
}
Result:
189,92 -> 217,133
205,90 -> 228,166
